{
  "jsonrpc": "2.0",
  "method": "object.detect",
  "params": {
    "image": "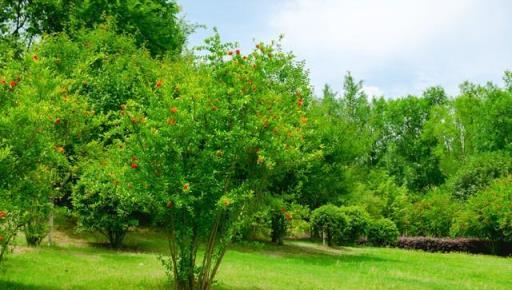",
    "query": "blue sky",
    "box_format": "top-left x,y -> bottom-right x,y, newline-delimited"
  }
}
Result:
179,0 -> 512,98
